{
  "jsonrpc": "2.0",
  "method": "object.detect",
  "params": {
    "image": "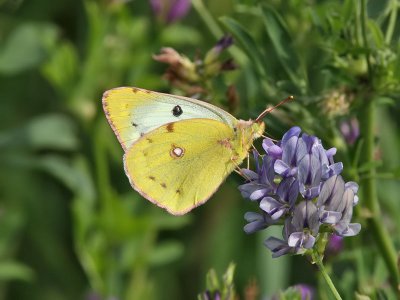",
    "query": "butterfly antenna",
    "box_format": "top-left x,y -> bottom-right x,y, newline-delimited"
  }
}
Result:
255,95 -> 294,122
